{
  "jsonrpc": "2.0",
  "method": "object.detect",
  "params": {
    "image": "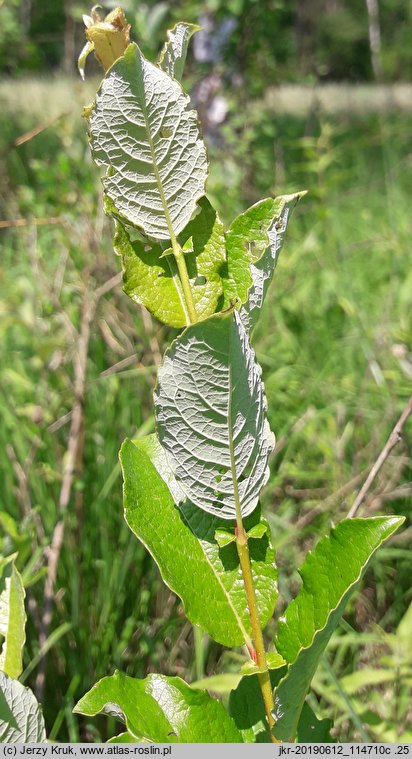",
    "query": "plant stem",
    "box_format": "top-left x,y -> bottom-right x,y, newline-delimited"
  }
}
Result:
235,524 -> 280,743
180,256 -> 276,737
227,364 -> 279,742
171,235 -> 198,324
